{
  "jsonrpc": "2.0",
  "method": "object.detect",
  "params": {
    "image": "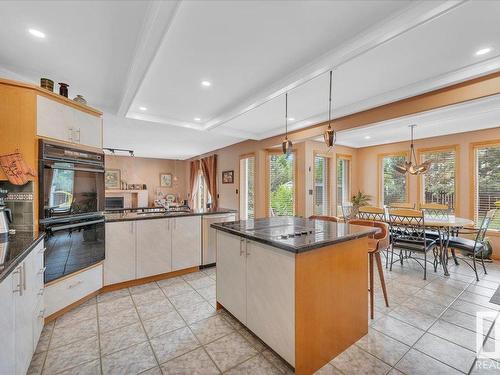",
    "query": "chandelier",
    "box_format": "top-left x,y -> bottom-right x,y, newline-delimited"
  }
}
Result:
394,125 -> 431,175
